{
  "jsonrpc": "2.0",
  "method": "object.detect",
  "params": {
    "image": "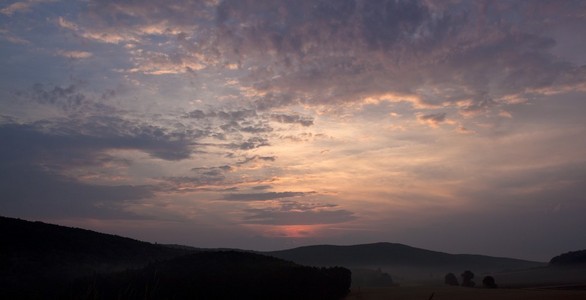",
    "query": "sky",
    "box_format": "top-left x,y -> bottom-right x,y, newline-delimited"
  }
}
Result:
1,0 -> 586,262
